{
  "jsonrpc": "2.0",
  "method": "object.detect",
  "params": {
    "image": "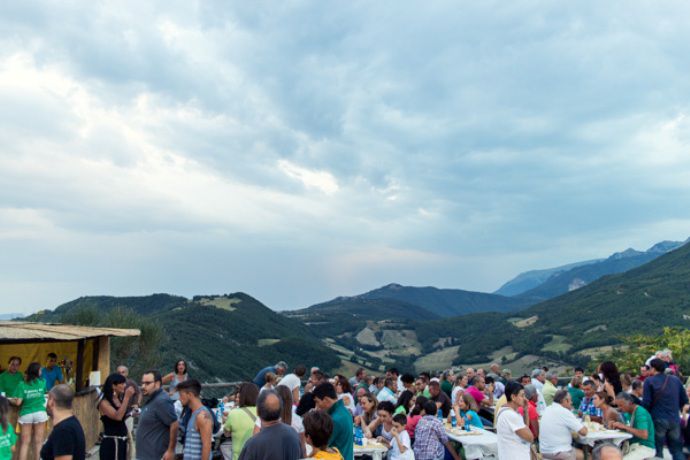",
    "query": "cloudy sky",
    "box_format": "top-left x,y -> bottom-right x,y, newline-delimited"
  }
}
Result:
2,1 -> 690,314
